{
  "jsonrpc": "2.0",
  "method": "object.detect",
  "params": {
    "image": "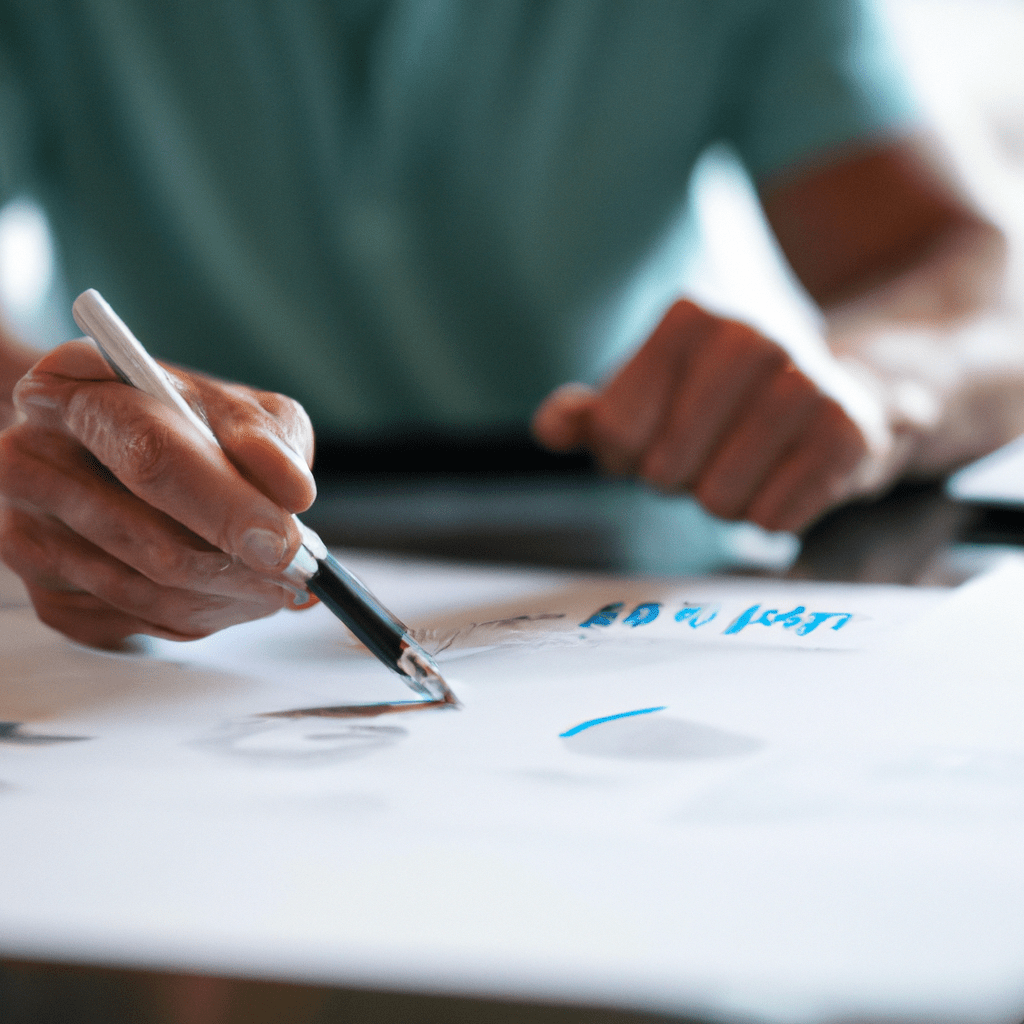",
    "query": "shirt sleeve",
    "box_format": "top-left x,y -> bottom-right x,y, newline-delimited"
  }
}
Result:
724,0 -> 919,183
